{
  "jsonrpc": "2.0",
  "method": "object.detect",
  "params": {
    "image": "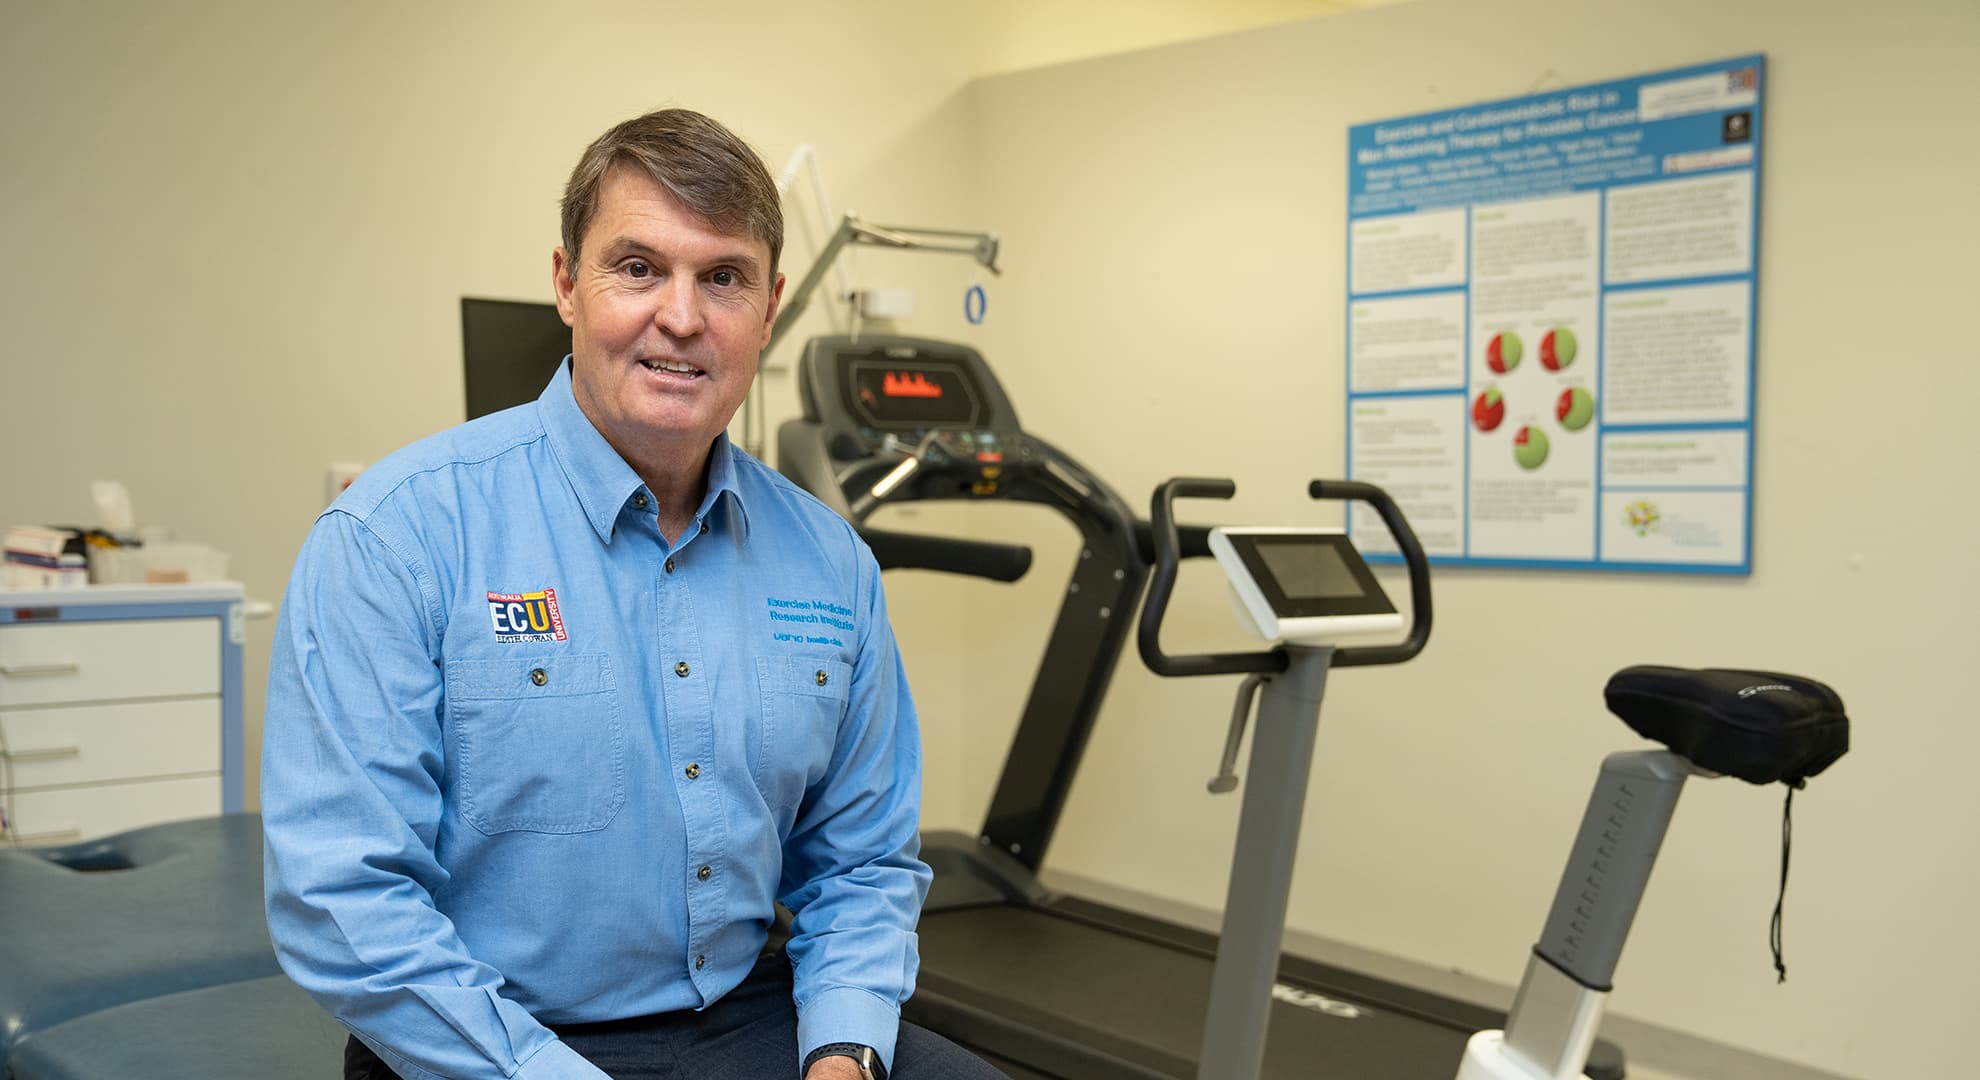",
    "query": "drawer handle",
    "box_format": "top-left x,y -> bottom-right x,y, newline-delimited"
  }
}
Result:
3,746 -> 82,763
9,827 -> 83,845
0,662 -> 82,678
